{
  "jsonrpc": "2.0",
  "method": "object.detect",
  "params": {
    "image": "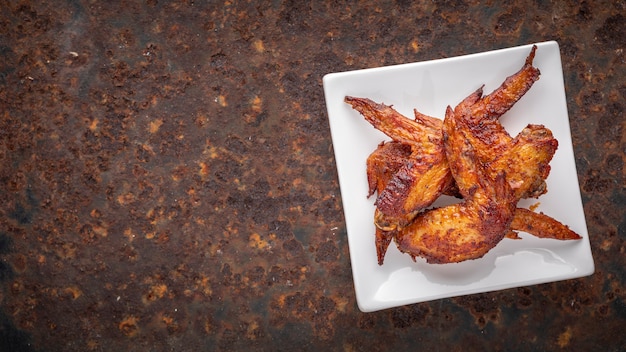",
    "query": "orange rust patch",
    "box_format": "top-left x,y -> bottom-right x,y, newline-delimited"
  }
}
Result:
64,286 -> 83,300
253,39 -> 264,52
149,118 -> 163,133
251,95 -> 262,112
249,233 -> 269,249
117,192 -> 136,206
199,161 -> 210,179
119,315 -> 139,337
124,228 -> 135,242
143,284 -> 168,303
557,326 -> 572,348
88,118 -> 99,132
93,224 -> 108,237
216,94 -> 227,107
